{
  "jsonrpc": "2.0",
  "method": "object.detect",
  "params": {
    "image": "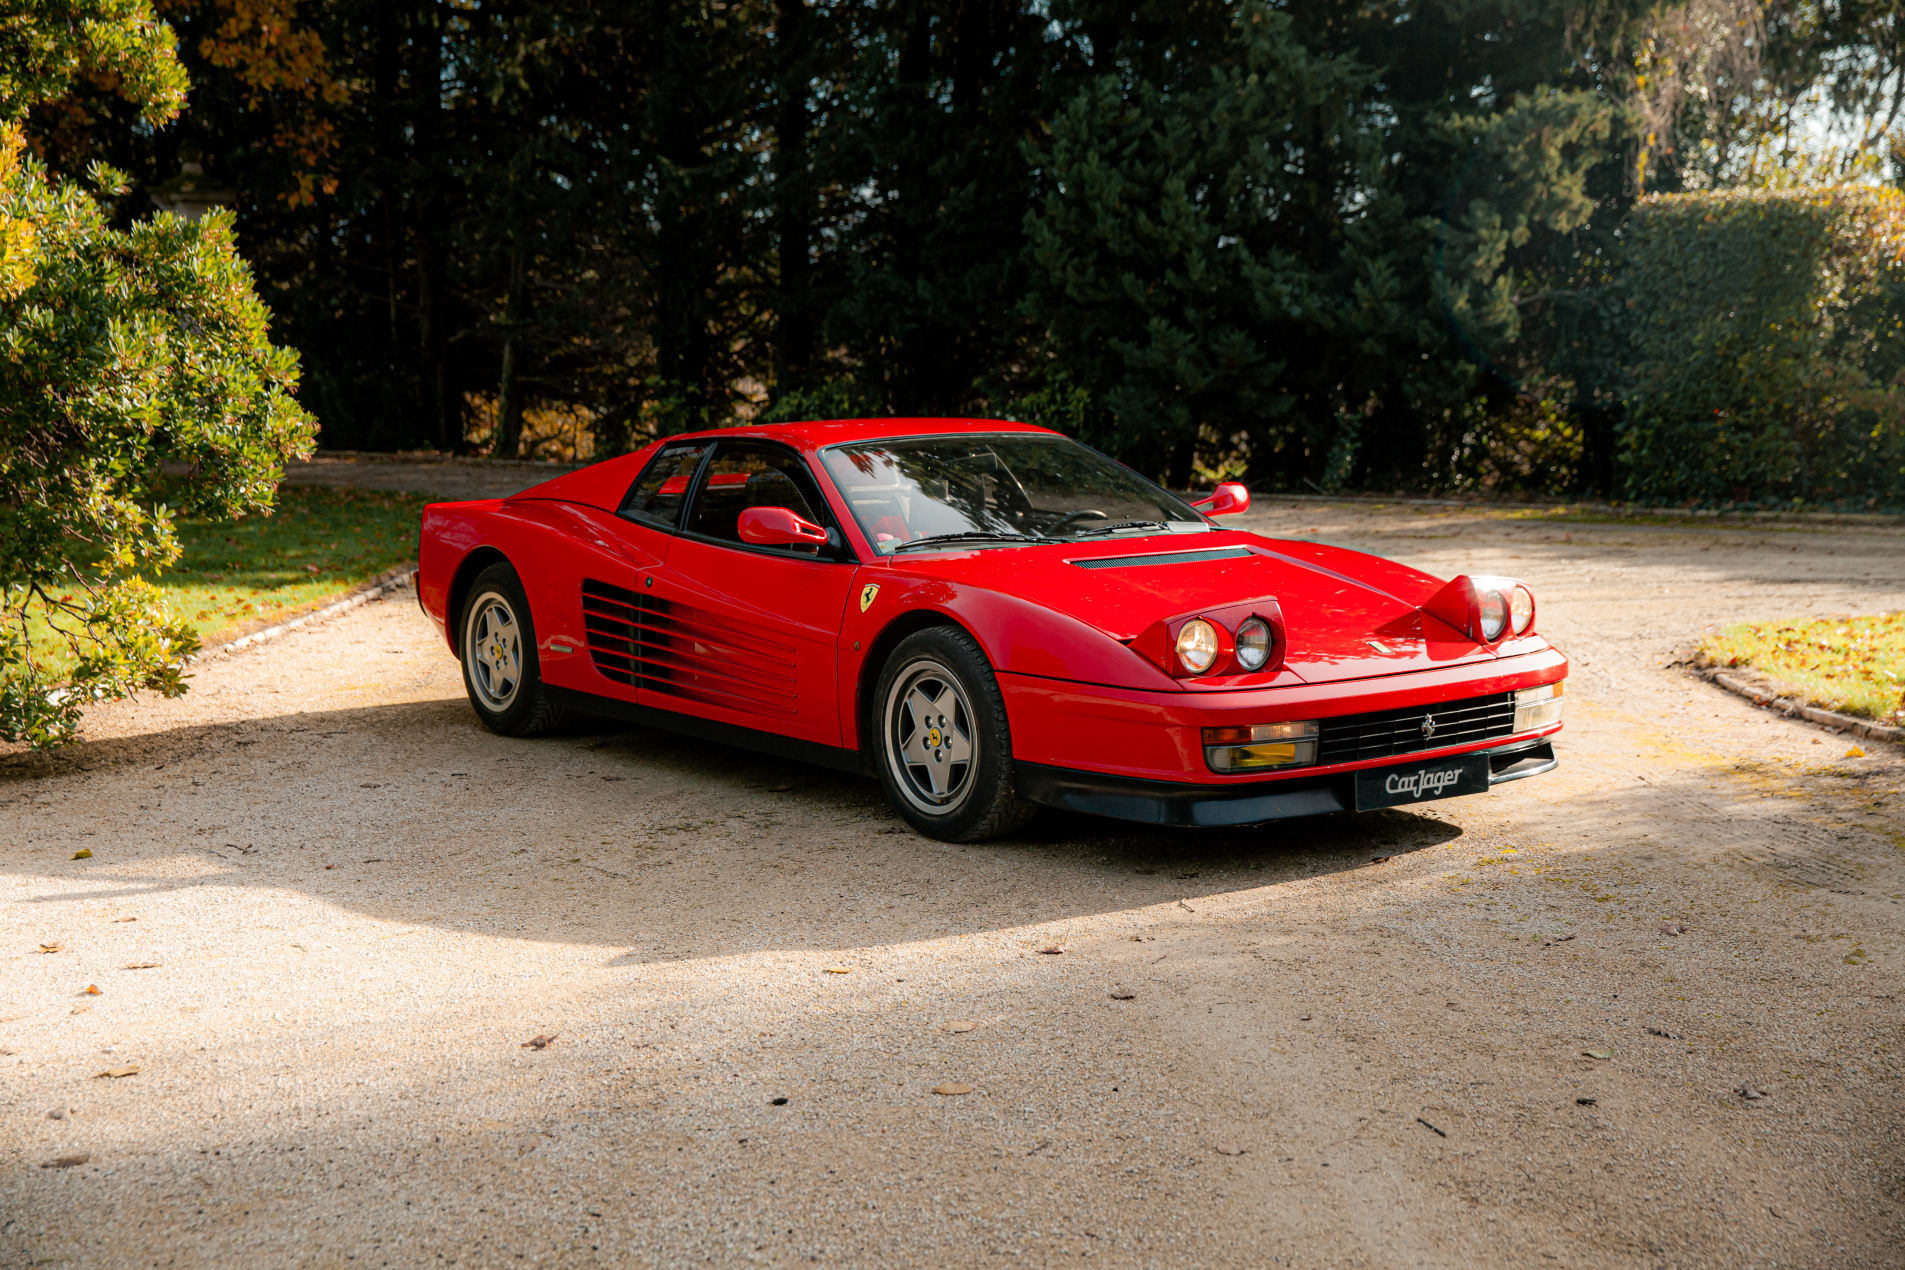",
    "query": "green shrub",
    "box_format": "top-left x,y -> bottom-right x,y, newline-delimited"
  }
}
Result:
0,2 -> 314,747
1619,186 -> 1905,507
